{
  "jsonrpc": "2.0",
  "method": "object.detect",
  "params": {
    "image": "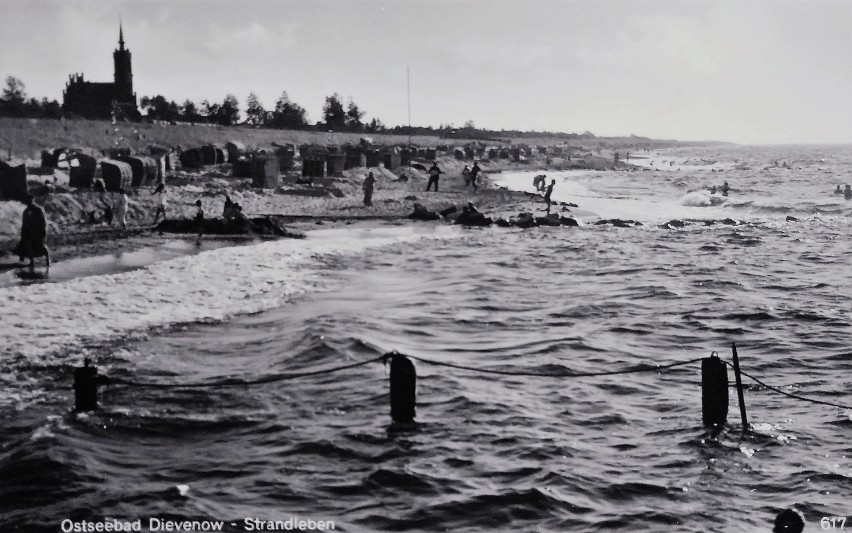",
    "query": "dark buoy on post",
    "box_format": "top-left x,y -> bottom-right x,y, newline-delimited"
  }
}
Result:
731,342 -> 749,431
701,352 -> 728,428
773,508 -> 804,533
73,358 -> 99,412
387,352 -> 416,426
